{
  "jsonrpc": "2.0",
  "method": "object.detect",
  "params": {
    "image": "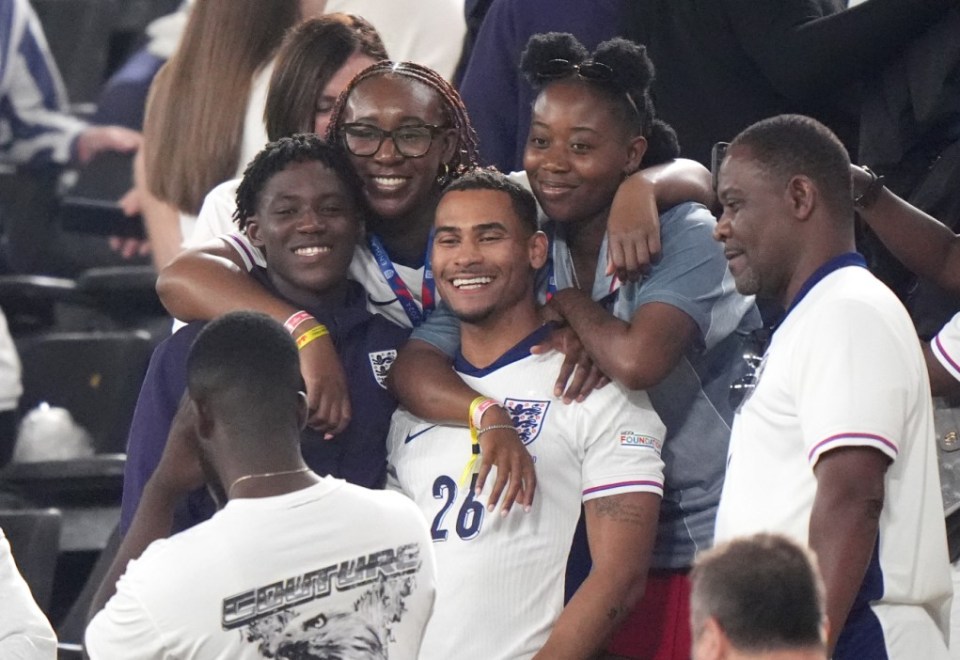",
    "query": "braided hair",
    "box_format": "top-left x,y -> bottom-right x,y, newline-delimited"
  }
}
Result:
234,134 -> 368,230
520,33 -> 679,166
326,61 -> 480,179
